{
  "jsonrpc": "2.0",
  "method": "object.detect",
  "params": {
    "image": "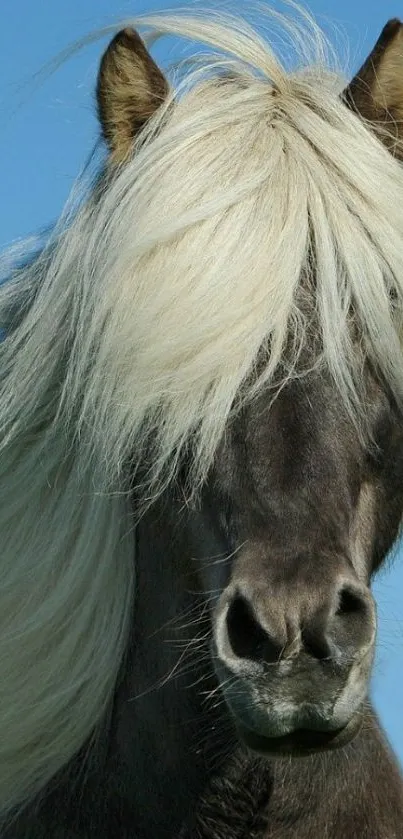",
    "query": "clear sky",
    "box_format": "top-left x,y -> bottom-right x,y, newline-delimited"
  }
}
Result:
1,0 -> 402,763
